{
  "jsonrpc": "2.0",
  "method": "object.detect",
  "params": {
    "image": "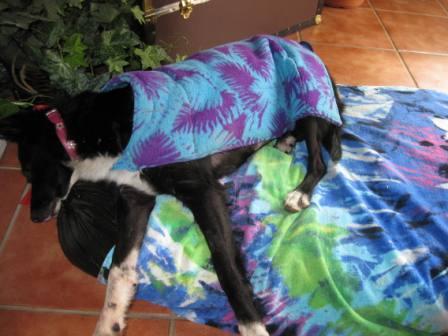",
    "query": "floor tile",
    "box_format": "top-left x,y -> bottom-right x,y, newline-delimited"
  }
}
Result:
371,0 -> 447,16
441,0 -> 448,11
0,310 -> 170,336
360,0 -> 371,8
175,320 -> 233,336
0,310 -> 97,336
0,170 -> 26,240
127,318 -> 170,335
285,32 -> 300,42
301,7 -> 392,49
0,206 -> 169,315
0,143 -> 20,168
378,11 -> 448,53
401,52 -> 448,92
313,44 -> 416,86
